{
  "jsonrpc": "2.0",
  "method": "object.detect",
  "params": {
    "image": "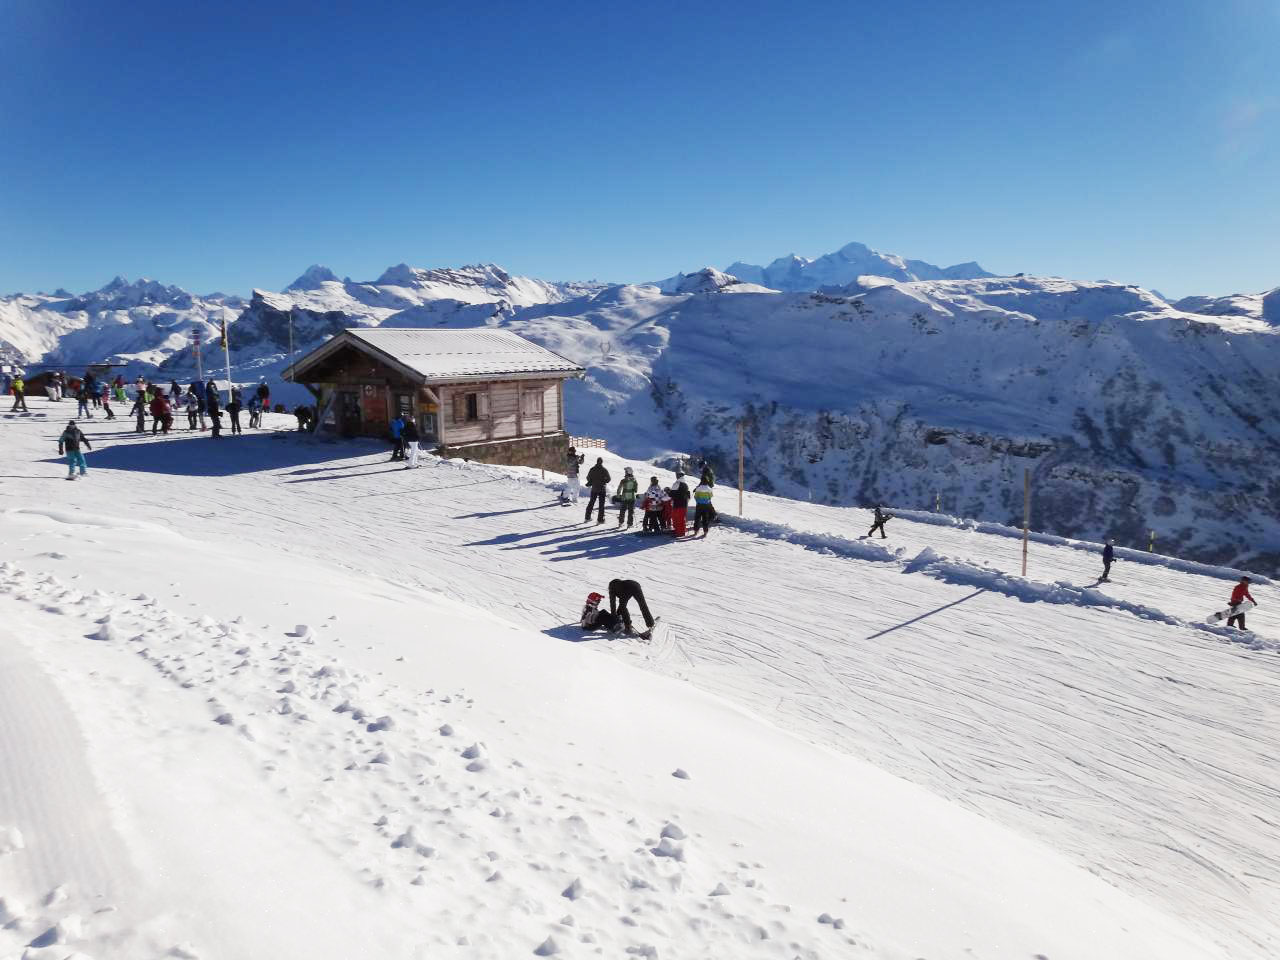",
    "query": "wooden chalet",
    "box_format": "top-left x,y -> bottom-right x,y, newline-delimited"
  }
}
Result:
288,327 -> 586,470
